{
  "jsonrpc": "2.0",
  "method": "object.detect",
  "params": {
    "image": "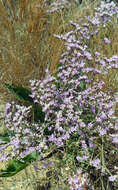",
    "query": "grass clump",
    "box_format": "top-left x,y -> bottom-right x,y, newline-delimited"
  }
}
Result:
0,0 -> 73,104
